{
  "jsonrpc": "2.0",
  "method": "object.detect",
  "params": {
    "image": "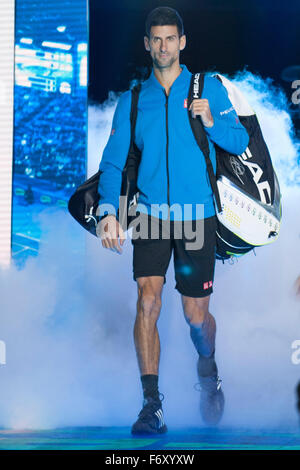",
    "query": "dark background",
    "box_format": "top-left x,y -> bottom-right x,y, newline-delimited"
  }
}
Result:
88,0 -> 300,128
